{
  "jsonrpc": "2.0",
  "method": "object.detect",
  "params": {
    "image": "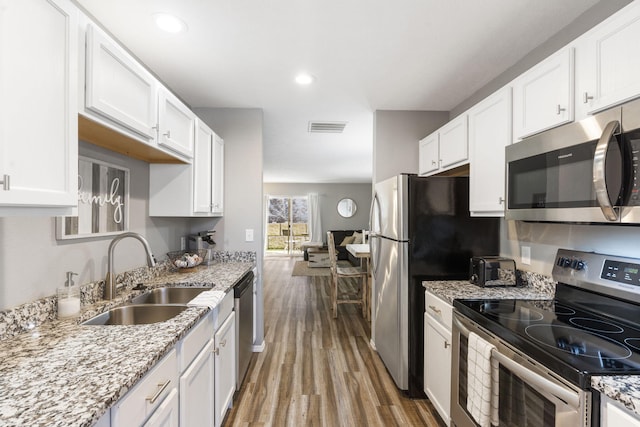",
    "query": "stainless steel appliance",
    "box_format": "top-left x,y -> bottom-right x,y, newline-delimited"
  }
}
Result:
451,249 -> 640,427
505,97 -> 640,224
469,257 -> 516,287
234,271 -> 254,390
369,174 -> 500,397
